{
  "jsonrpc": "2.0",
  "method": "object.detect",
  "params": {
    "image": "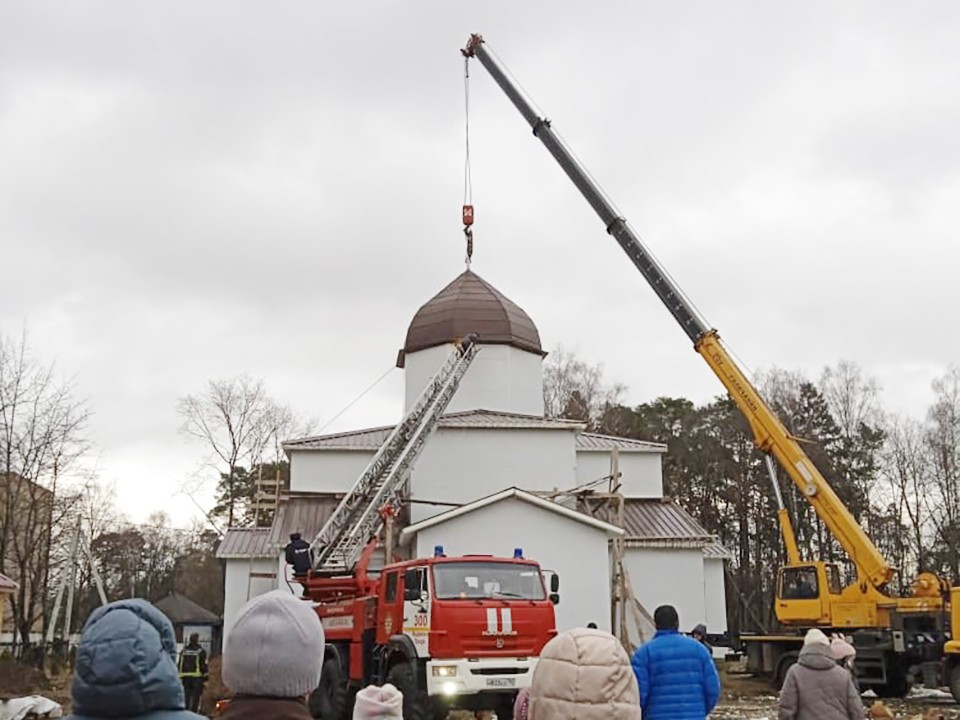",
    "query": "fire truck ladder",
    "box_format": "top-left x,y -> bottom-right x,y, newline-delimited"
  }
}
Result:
311,336 -> 480,574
